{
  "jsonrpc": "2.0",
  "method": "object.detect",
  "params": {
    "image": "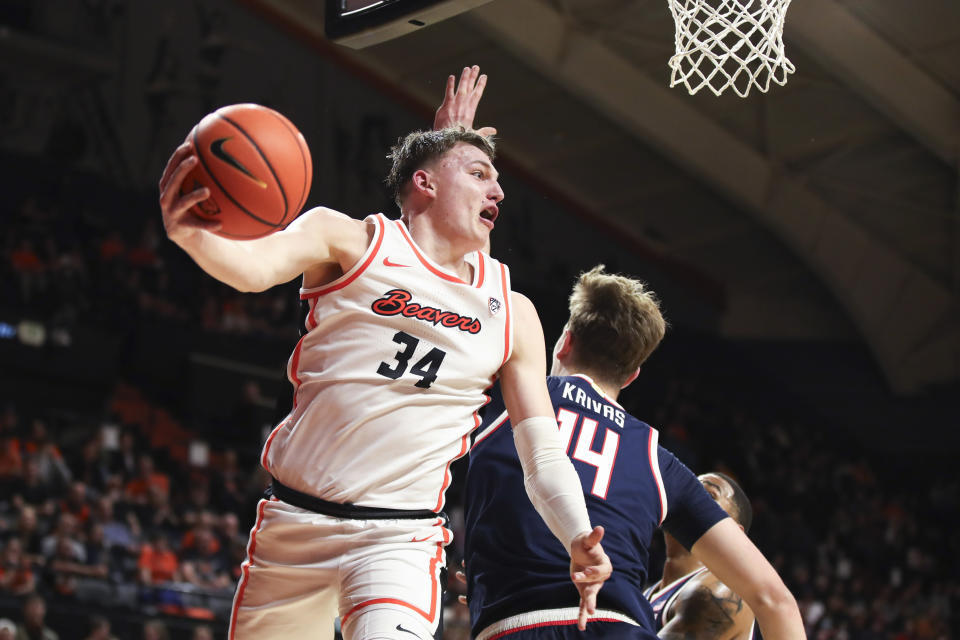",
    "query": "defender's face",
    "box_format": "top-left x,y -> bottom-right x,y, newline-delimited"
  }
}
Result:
428,142 -> 503,246
699,473 -> 737,522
